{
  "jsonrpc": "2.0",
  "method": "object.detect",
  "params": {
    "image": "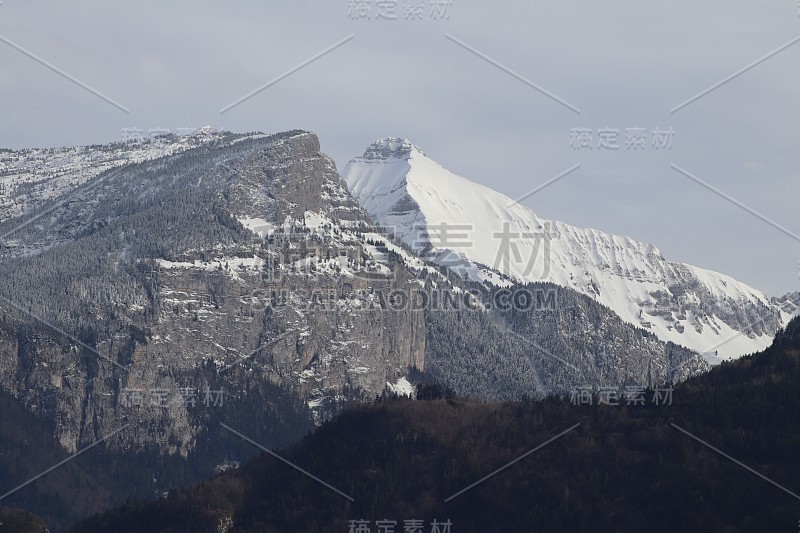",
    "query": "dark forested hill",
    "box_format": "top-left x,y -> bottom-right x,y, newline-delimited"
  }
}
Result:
73,318 -> 800,532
